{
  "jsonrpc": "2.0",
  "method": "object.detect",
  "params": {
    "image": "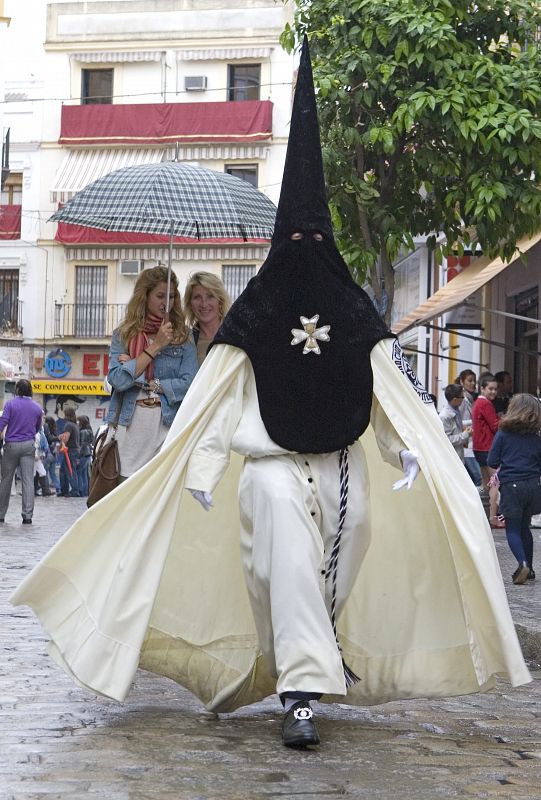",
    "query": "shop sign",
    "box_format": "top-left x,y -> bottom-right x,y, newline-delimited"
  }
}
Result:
31,380 -> 110,396
45,349 -> 72,378
83,353 -> 109,376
